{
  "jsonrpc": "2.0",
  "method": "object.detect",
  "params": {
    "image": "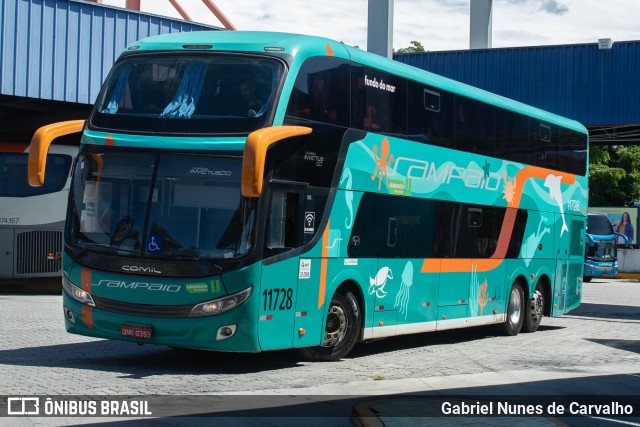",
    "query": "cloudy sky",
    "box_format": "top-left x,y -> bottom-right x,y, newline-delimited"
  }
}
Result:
100,0 -> 639,52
